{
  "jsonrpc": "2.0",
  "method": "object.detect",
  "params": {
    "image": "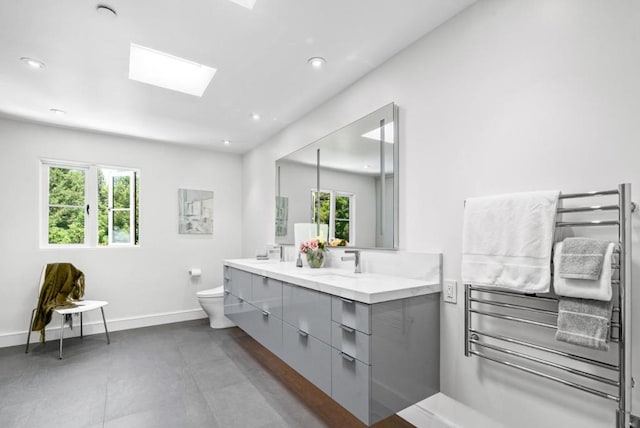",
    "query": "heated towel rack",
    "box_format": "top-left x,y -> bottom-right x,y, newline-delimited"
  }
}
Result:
464,183 -> 635,428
